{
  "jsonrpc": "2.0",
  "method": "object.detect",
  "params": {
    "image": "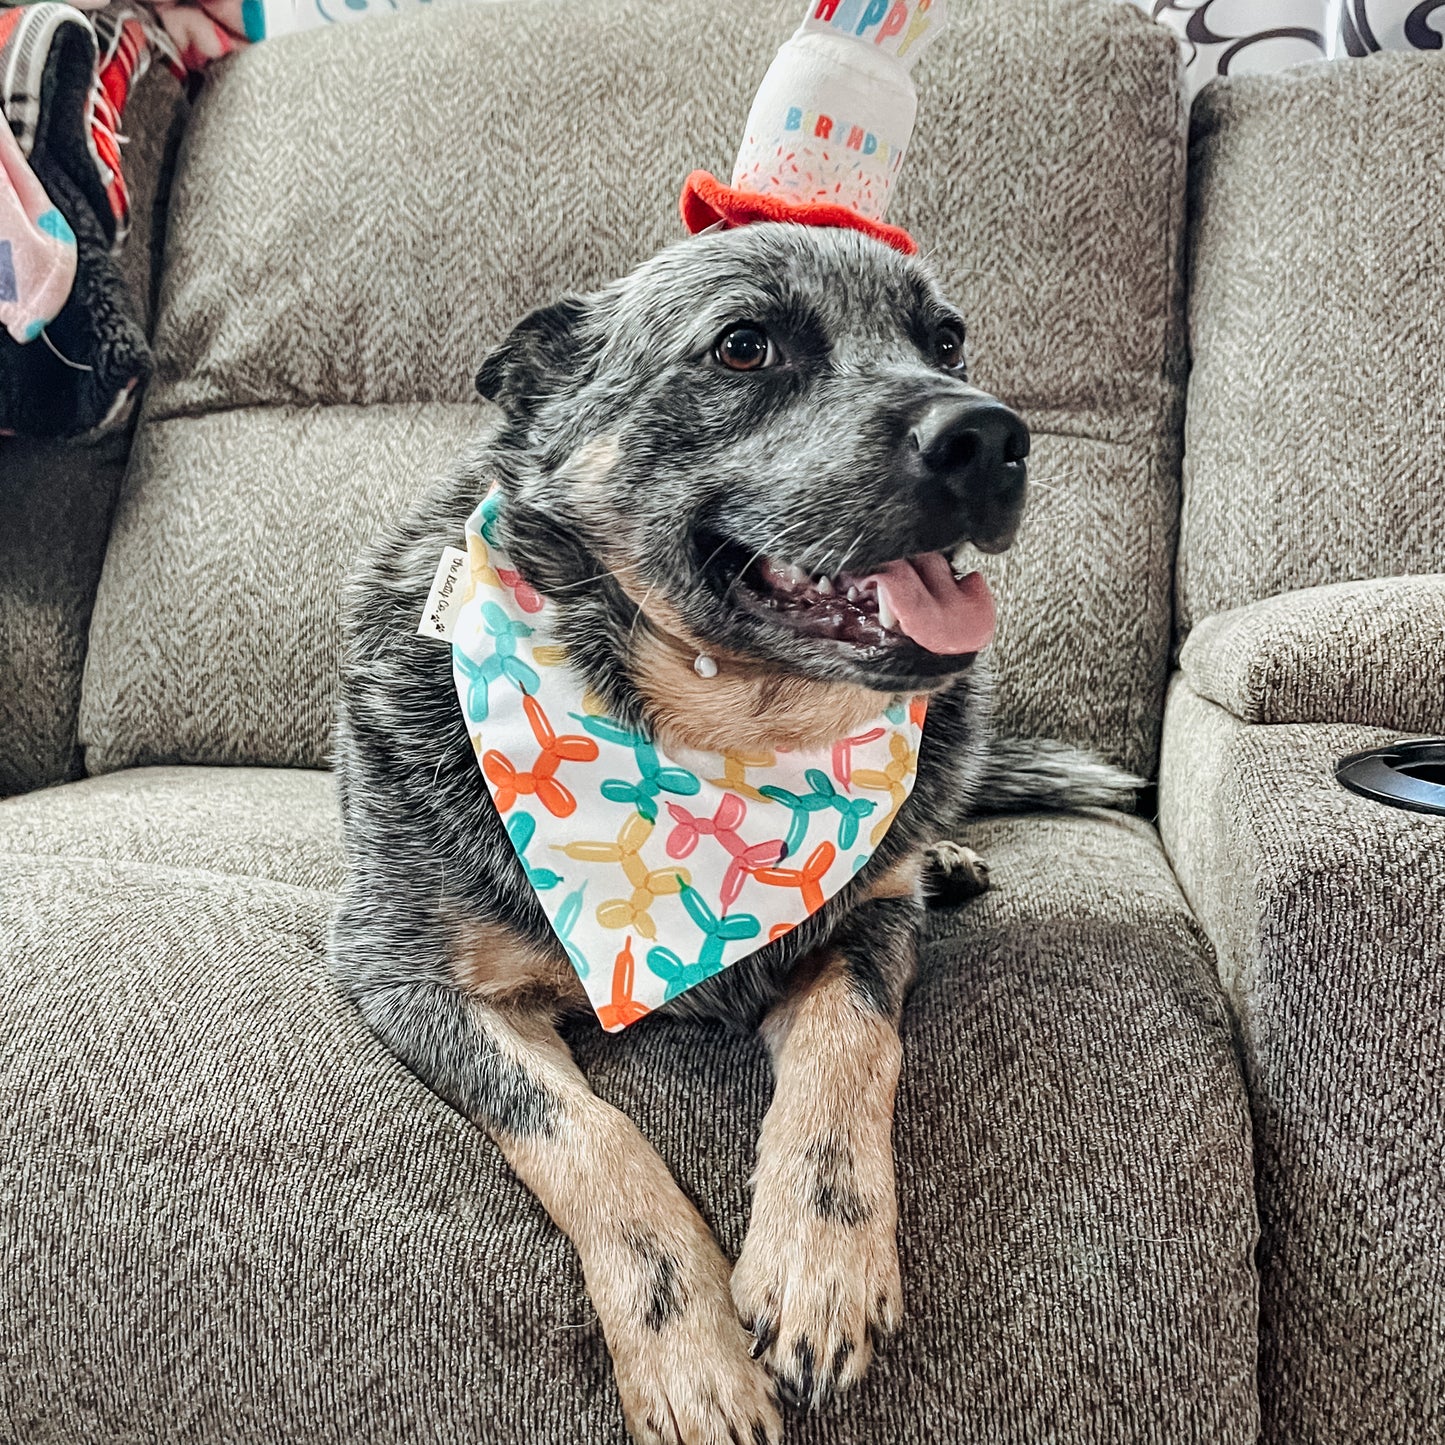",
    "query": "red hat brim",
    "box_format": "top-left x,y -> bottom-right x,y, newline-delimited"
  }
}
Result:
680,170 -> 918,257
